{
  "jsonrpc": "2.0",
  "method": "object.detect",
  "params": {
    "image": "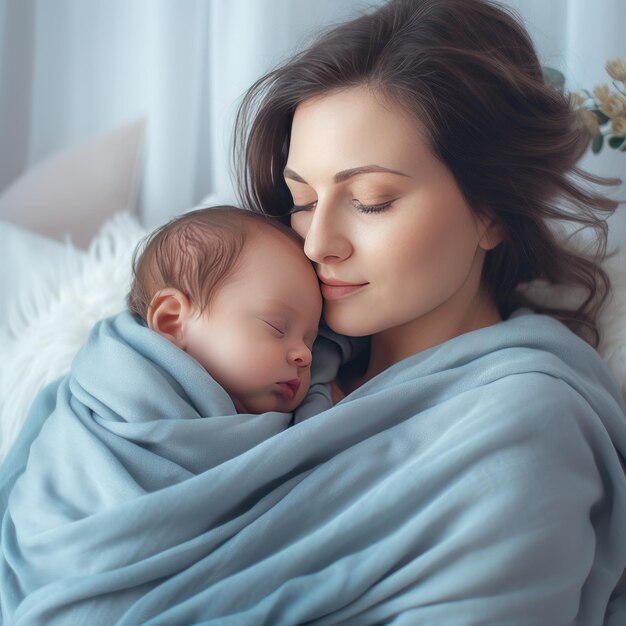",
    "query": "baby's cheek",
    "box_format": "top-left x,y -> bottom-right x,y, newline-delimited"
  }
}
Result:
298,370 -> 312,401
